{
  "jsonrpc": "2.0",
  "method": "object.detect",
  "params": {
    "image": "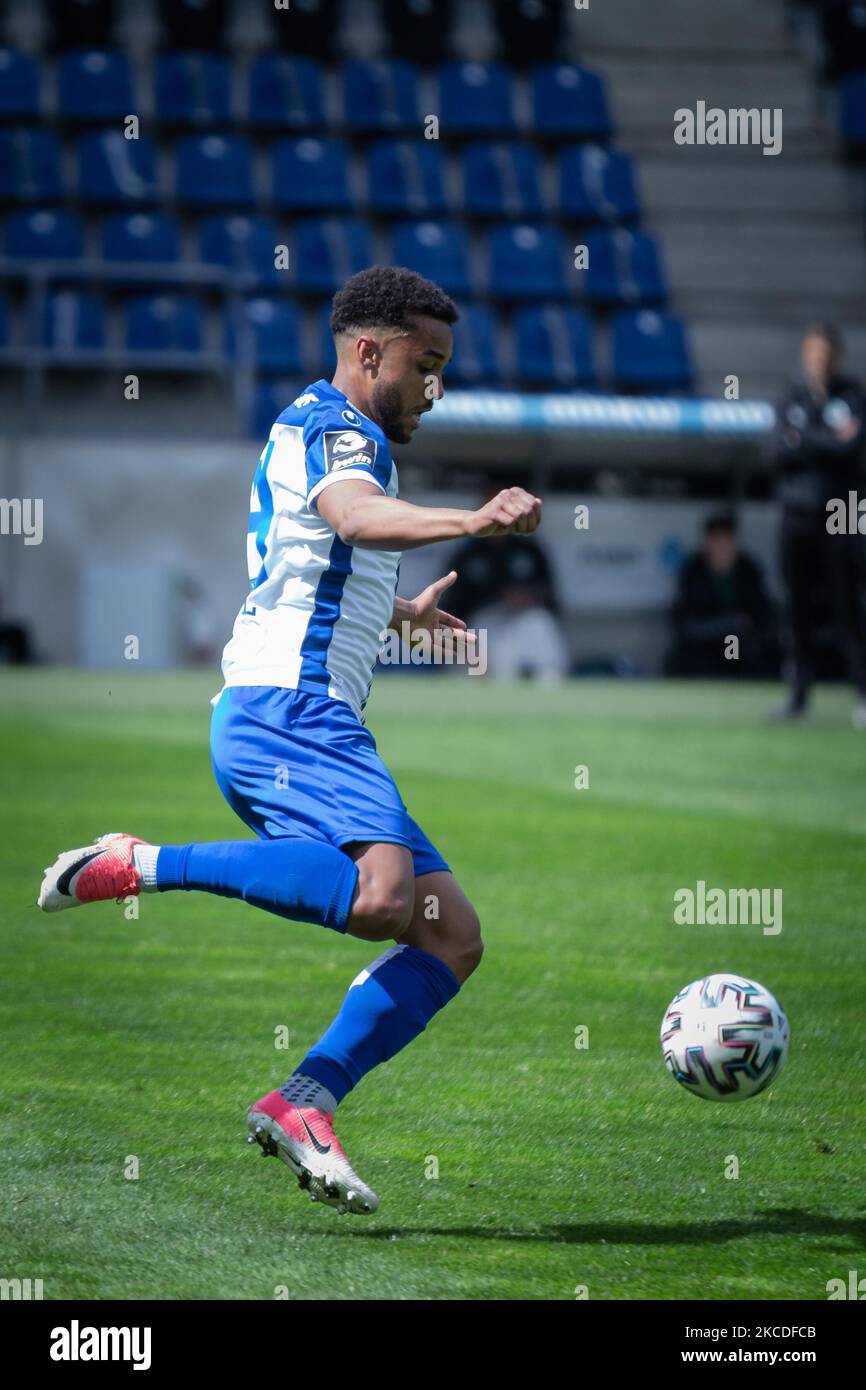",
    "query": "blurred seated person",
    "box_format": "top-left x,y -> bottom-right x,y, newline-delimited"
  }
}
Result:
0,589 -> 34,664
177,575 -> 217,667
665,512 -> 779,678
447,500 -> 569,681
